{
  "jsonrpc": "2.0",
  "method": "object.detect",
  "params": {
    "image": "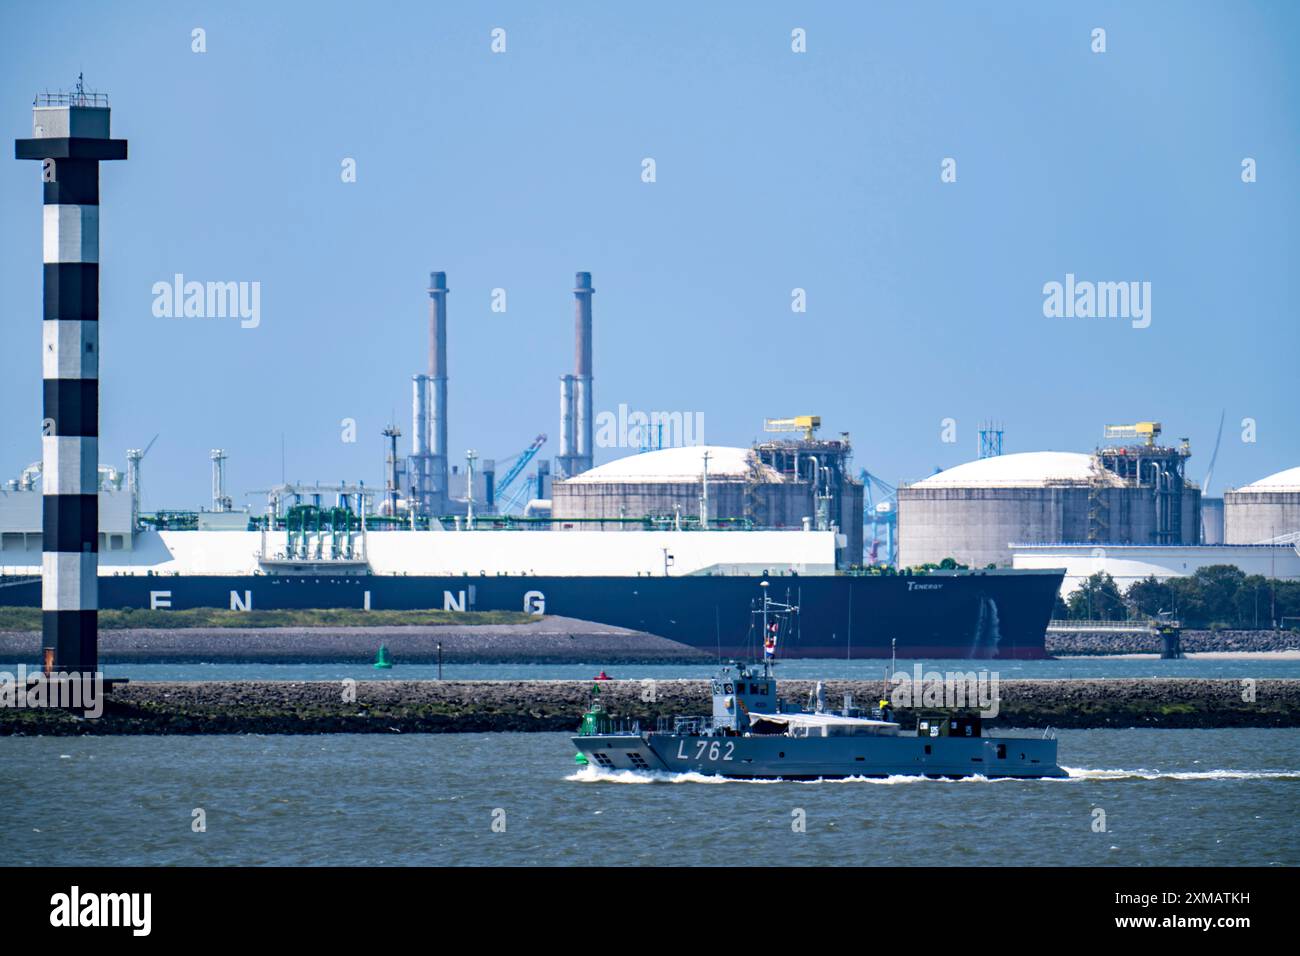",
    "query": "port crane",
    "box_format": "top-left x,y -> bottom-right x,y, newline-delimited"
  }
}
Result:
858,469 -> 898,567
495,434 -> 546,514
